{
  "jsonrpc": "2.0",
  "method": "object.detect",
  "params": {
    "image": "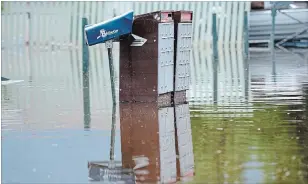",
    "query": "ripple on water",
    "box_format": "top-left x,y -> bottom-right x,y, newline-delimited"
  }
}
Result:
1,47 -> 308,183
